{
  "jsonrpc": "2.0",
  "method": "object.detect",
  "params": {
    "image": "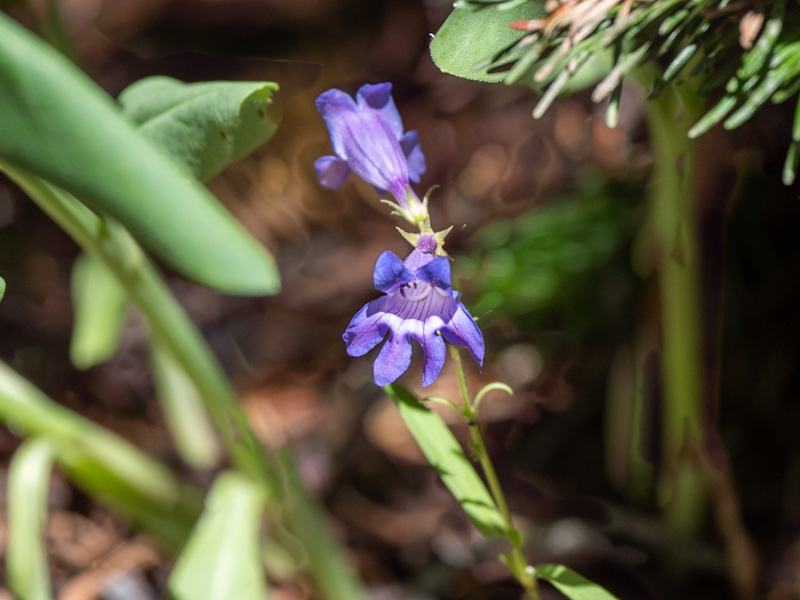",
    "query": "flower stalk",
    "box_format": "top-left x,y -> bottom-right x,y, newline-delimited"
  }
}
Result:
448,346 -> 541,600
